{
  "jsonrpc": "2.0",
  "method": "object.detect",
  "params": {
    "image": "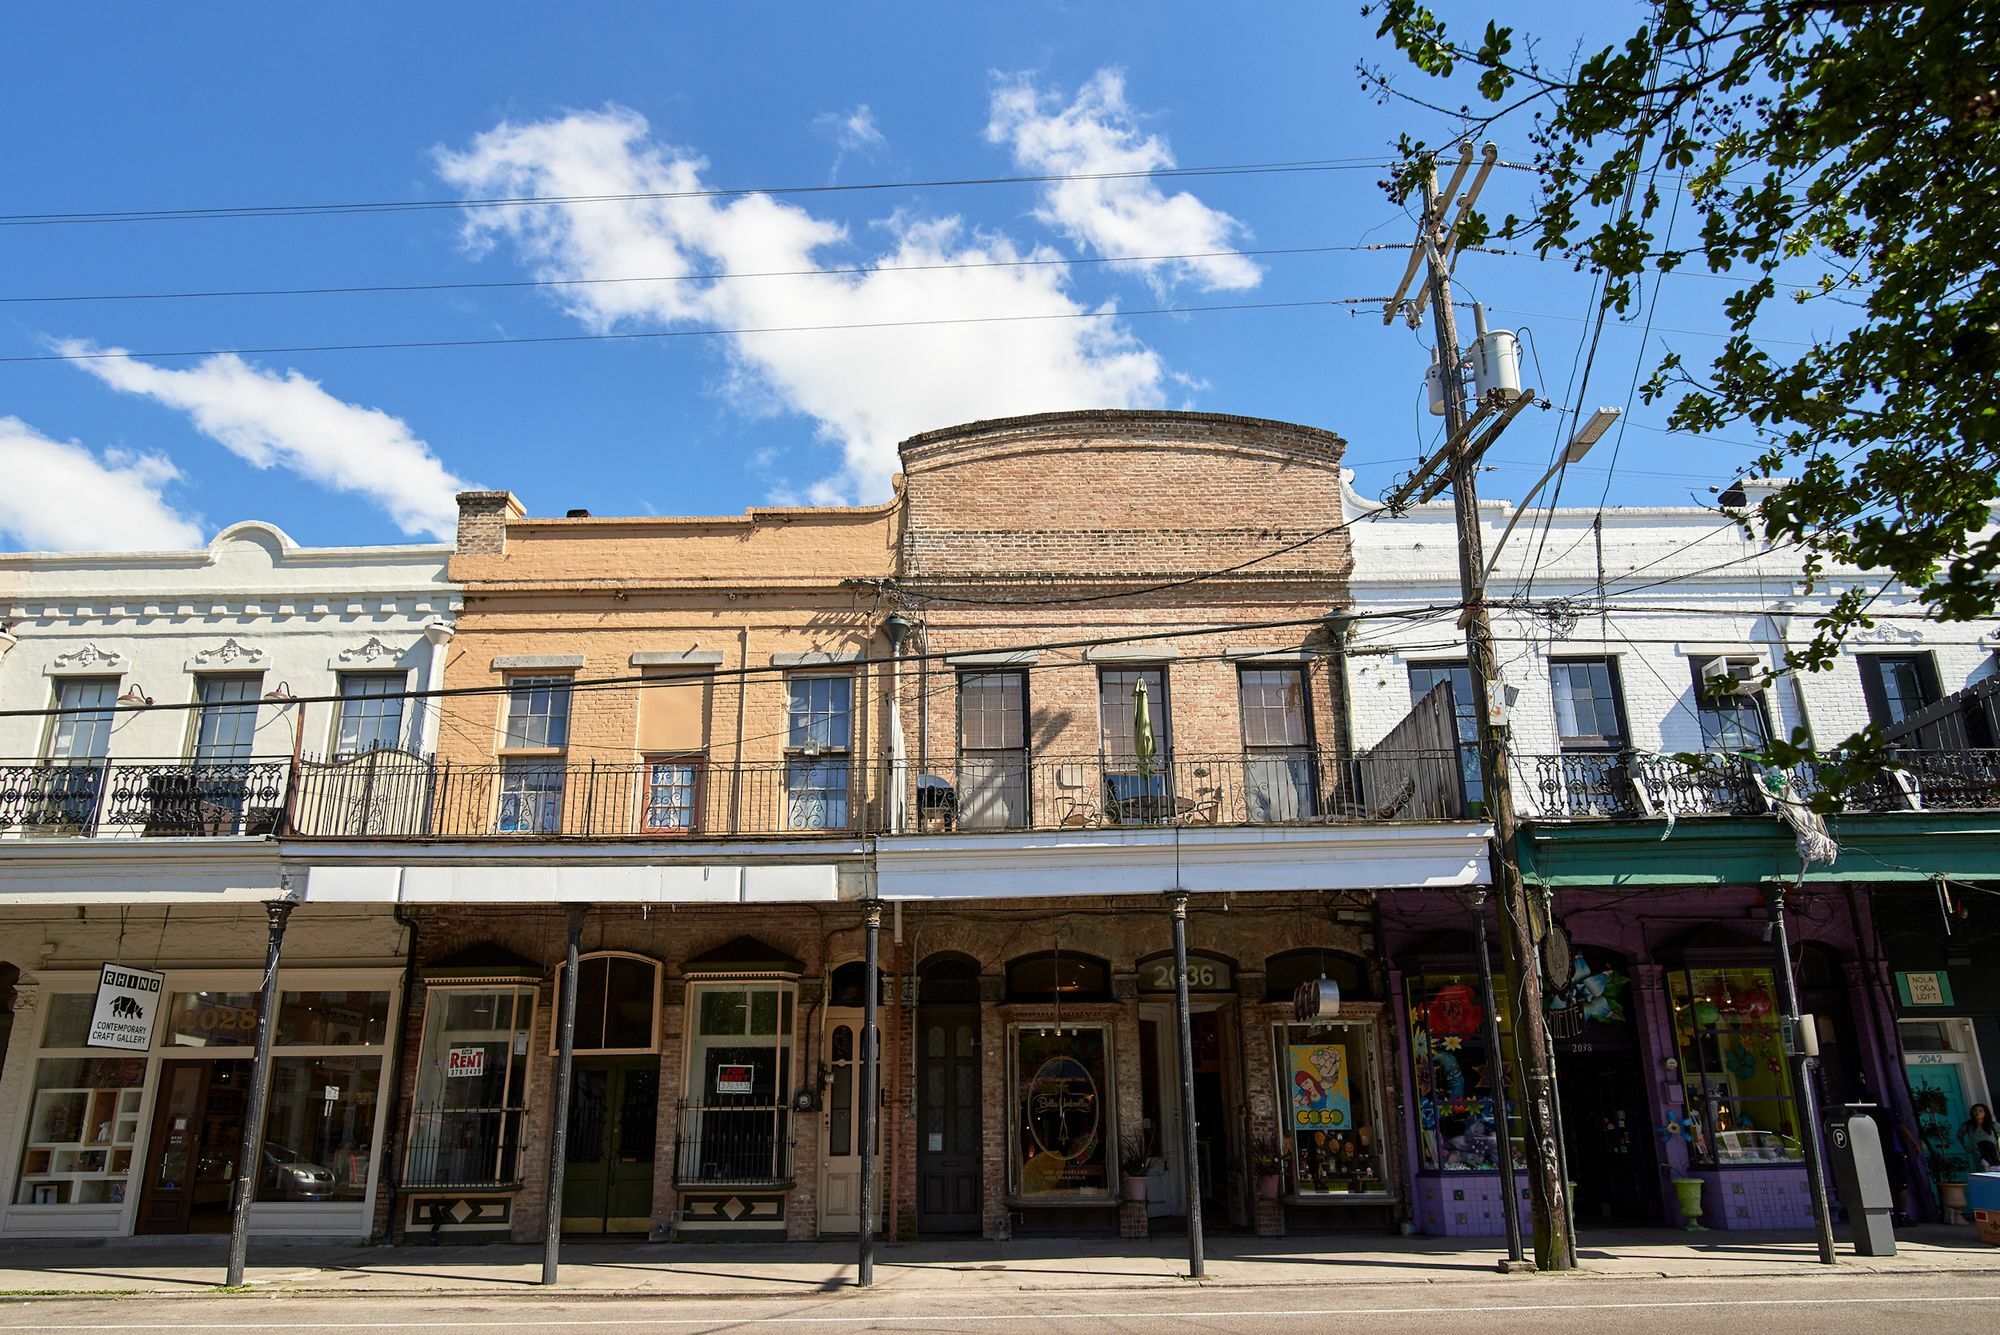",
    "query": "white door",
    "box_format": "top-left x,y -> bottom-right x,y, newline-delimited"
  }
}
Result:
1140,1005 -> 1187,1217
820,1009 -> 863,1232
